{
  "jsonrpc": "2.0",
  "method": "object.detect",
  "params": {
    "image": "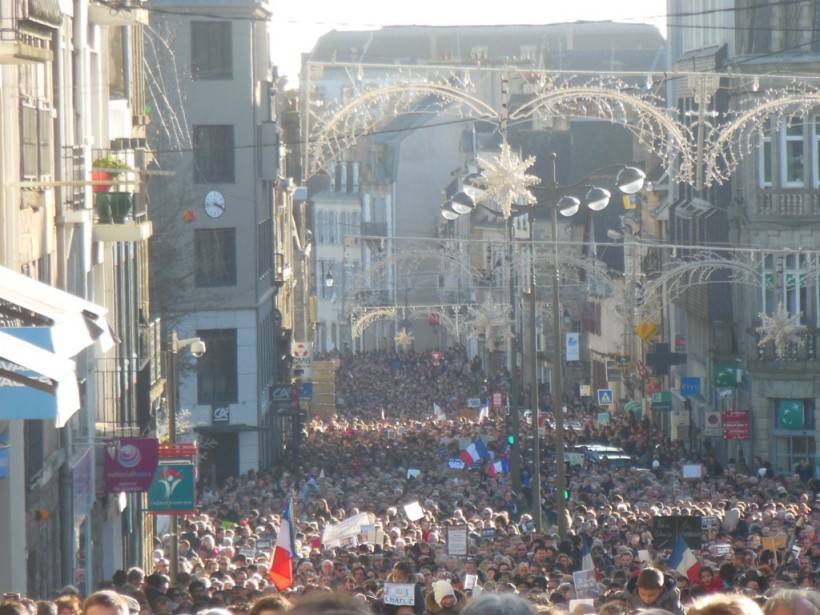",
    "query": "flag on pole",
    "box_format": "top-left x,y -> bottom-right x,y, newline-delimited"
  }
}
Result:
668,535 -> 701,584
487,459 -> 509,477
581,536 -> 595,572
268,499 -> 295,590
460,438 -> 489,466
433,402 -> 445,420
479,398 -> 490,419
